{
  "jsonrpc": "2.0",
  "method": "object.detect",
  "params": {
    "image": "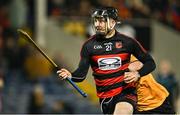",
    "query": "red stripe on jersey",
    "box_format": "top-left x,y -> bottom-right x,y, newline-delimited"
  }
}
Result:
97,87 -> 122,98
92,63 -> 129,74
95,75 -> 124,86
125,94 -> 137,101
